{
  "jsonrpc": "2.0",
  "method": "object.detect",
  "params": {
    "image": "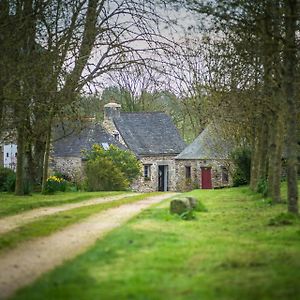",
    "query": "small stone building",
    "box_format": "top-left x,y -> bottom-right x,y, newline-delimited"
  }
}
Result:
175,124 -> 234,190
102,103 -> 186,192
